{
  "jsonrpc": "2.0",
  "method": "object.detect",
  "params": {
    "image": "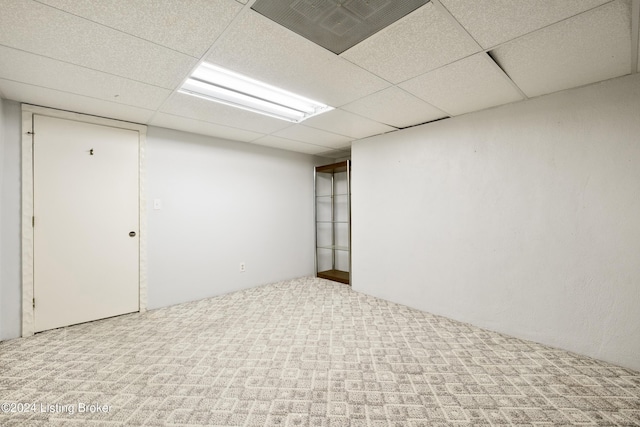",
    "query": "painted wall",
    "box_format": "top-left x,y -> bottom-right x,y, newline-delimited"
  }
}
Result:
0,99 -> 21,340
0,110 -> 322,339
0,97 -> 4,337
352,73 -> 640,371
146,127 -> 319,309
